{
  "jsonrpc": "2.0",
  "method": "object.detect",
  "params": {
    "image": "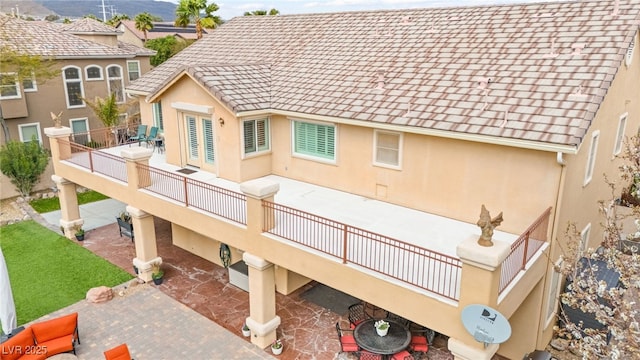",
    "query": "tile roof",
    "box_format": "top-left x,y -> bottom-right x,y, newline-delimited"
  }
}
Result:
130,0 -> 640,148
62,17 -> 123,35
0,16 -> 150,59
117,20 -> 205,41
